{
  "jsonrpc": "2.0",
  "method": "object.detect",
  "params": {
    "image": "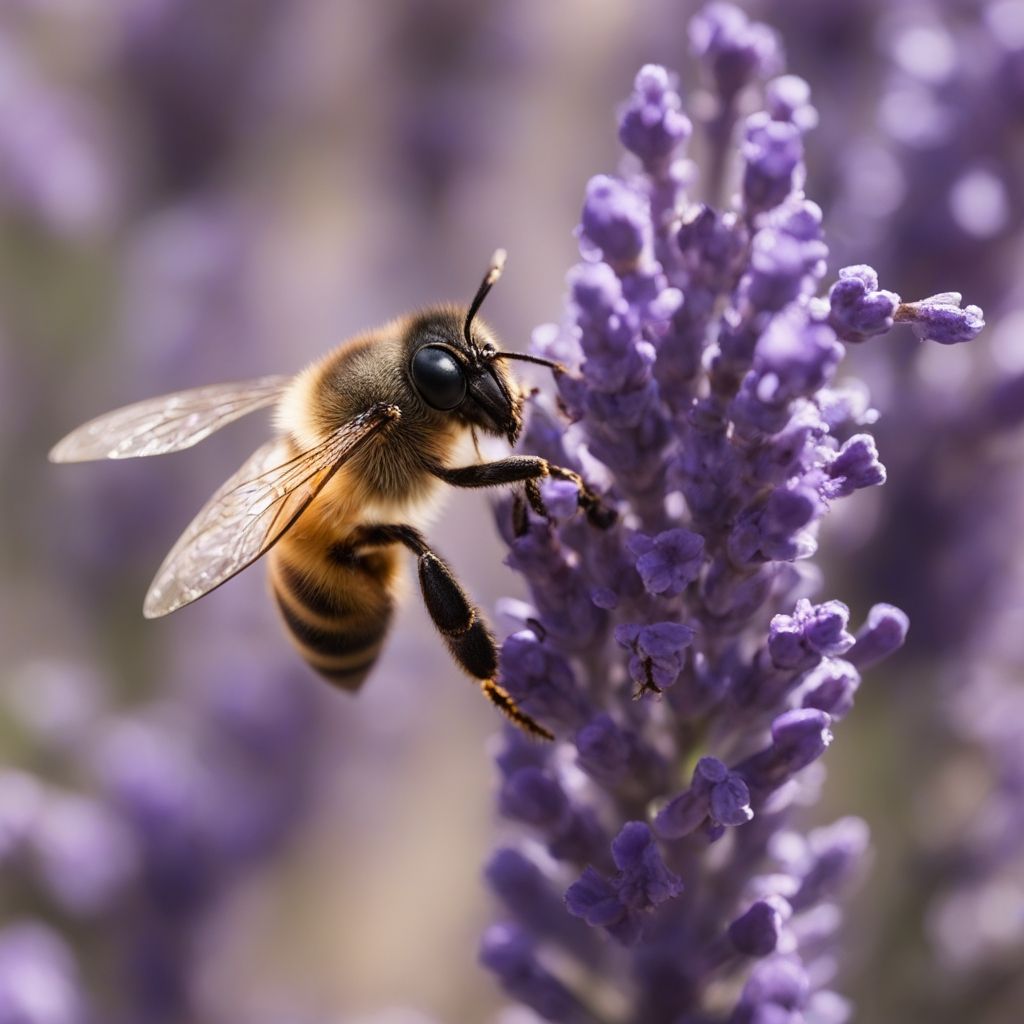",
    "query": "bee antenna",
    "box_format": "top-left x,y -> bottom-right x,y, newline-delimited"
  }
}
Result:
464,248 -> 506,354
491,350 -> 566,374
